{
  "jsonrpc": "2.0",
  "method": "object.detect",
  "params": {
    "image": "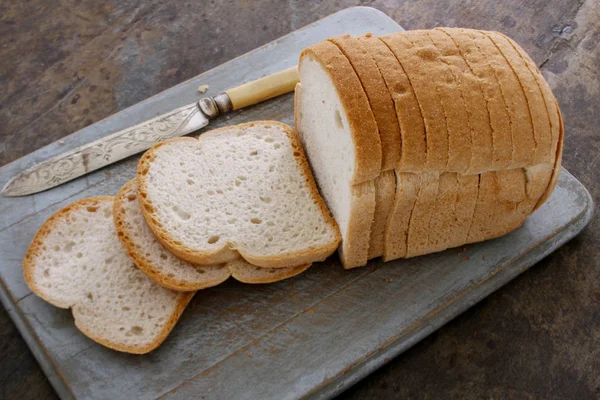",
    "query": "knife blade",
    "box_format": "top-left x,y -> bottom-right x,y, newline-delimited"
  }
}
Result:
2,66 -> 299,196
